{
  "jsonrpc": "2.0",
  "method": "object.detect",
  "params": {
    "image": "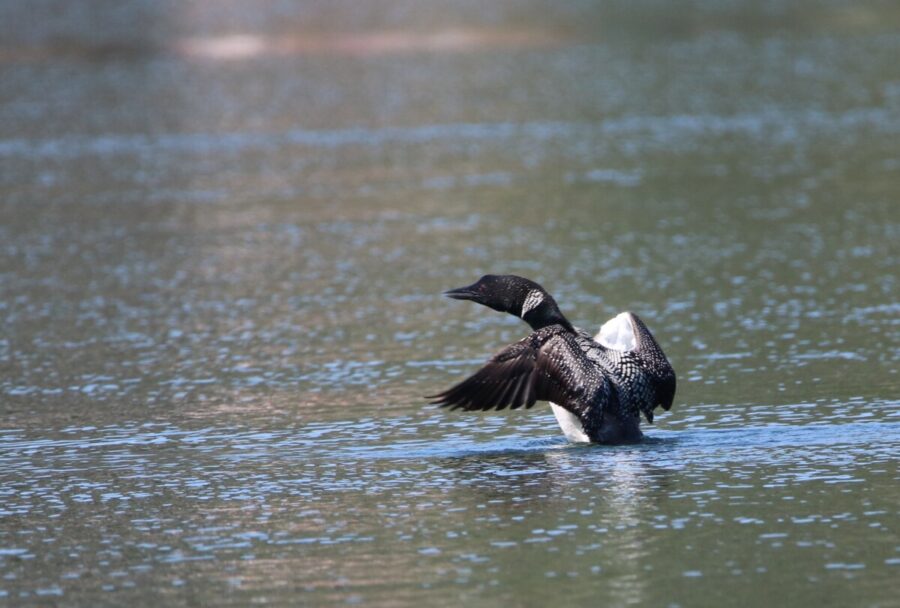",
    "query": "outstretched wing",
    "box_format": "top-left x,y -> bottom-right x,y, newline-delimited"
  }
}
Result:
428,326 -> 587,412
627,312 -> 677,416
